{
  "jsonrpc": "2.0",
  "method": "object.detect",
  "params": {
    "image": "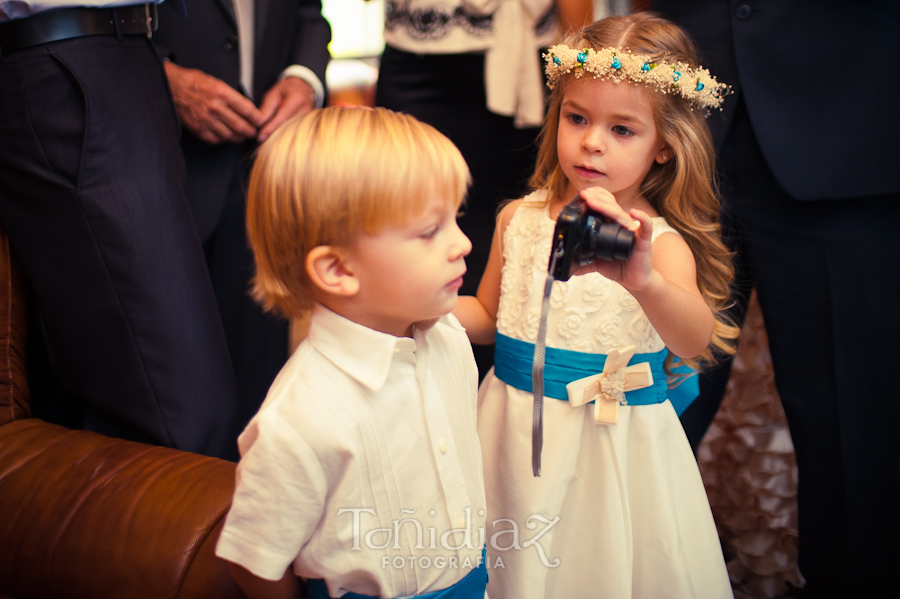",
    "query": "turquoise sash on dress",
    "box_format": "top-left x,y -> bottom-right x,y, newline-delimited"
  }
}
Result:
493,333 -> 699,415
305,547 -> 488,599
